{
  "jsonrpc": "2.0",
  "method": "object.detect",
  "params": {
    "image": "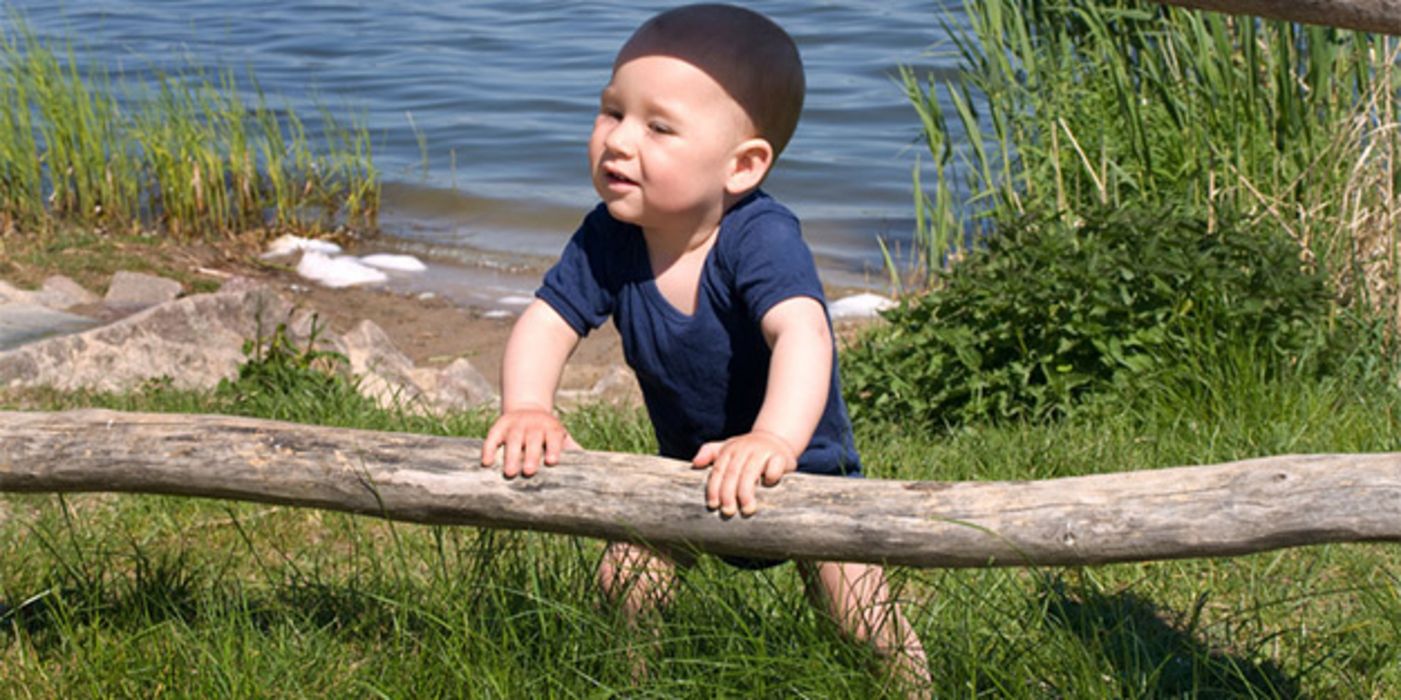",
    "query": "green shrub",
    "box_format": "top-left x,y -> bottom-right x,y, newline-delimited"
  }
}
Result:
843,205 -> 1336,428
215,318 -> 379,423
